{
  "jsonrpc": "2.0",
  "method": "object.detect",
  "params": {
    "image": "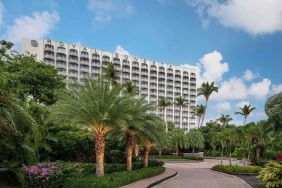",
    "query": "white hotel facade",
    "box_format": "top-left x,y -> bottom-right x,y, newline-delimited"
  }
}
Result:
21,38 -> 198,132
